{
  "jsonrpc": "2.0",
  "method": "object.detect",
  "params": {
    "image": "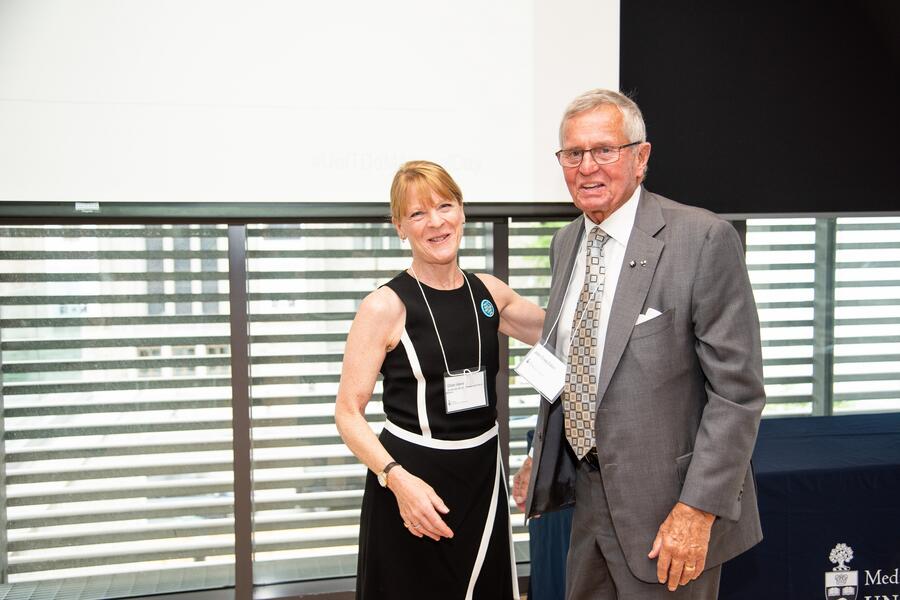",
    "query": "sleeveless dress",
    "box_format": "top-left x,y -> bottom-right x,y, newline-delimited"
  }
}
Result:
355,270 -> 518,600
